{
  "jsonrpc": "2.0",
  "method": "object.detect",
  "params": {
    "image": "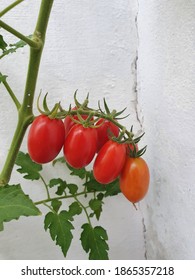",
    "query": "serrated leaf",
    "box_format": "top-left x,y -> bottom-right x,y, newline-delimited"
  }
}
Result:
0,184 -> 41,231
49,178 -> 67,195
80,223 -> 109,260
51,199 -> 62,213
89,198 -> 103,220
44,205 -> 82,257
0,35 -> 7,52
68,202 -> 82,217
67,183 -> 78,195
44,211 -> 74,257
15,151 -> 42,180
